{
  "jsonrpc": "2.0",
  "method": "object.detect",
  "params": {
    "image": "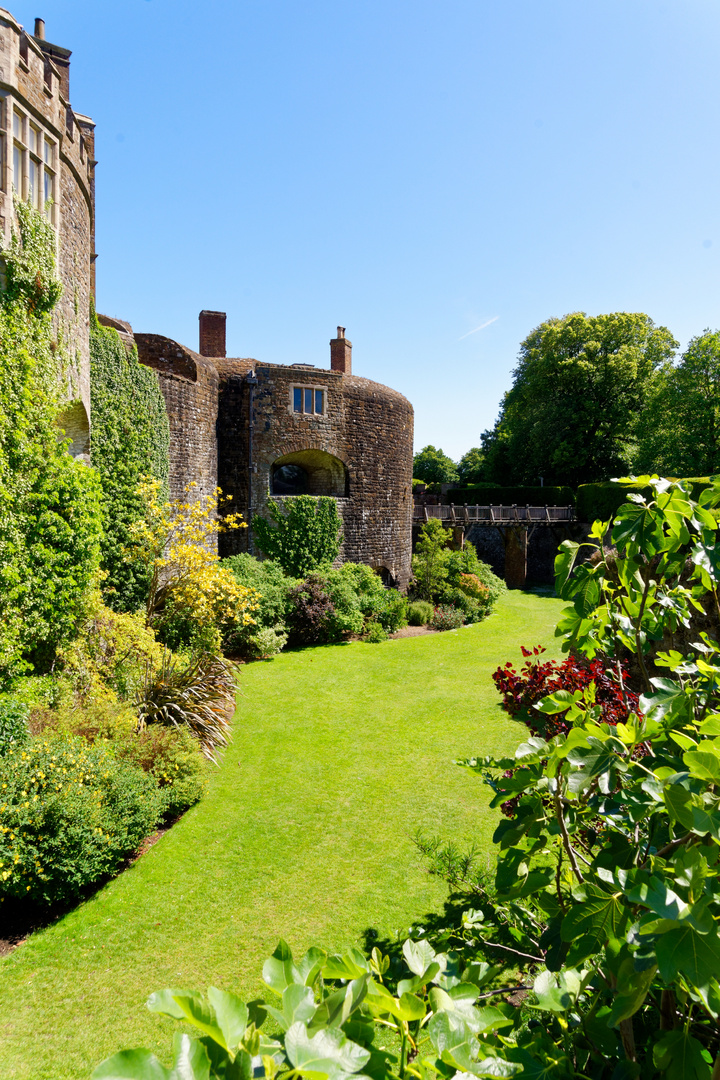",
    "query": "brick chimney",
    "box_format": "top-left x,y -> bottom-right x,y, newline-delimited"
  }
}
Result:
330,326 -> 352,374
199,310 -> 226,358
33,20 -> 72,102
